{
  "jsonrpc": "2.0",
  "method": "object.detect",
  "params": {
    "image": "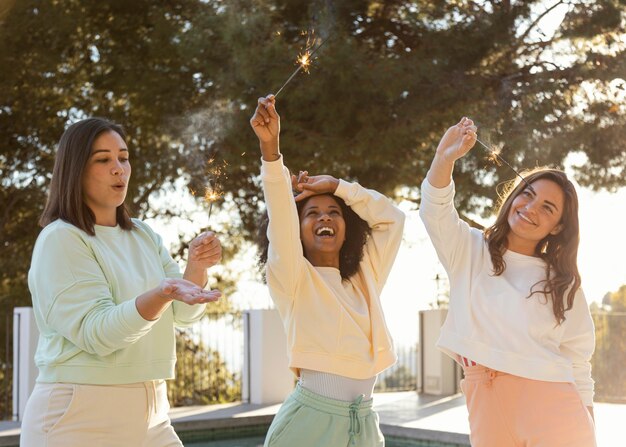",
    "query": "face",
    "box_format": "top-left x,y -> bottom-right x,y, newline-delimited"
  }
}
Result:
506,178 -> 564,255
299,195 -> 347,266
82,130 -> 130,226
